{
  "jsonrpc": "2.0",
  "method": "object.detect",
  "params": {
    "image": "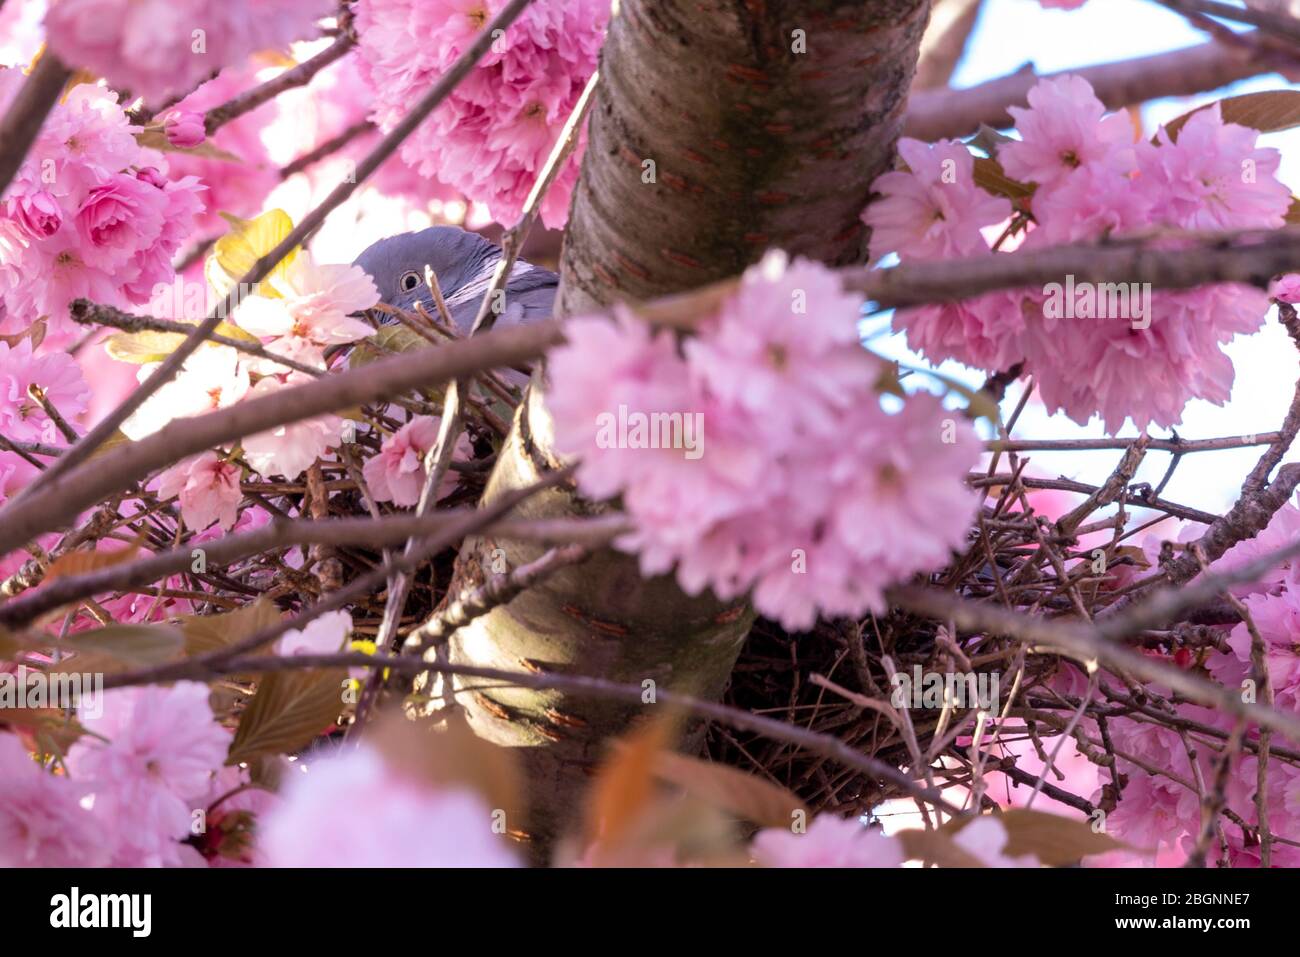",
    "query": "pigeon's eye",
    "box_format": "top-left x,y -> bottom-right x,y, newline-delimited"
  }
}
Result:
399,271 -> 422,292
